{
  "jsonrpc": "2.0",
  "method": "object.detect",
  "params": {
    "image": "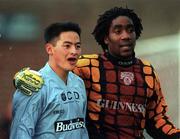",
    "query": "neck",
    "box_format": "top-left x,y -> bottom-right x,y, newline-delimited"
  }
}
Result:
105,52 -> 136,67
48,61 -> 68,84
